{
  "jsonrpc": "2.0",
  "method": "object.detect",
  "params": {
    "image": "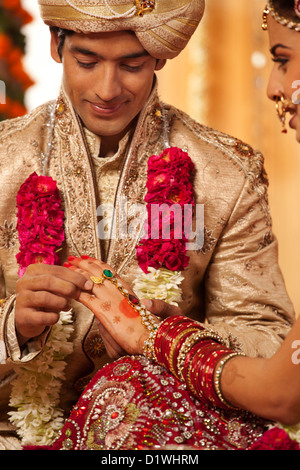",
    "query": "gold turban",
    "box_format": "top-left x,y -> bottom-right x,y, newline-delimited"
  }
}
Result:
38,0 -> 205,59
